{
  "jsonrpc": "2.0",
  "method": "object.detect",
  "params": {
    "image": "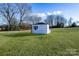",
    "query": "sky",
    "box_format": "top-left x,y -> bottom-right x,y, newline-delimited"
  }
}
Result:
32,3 -> 79,22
